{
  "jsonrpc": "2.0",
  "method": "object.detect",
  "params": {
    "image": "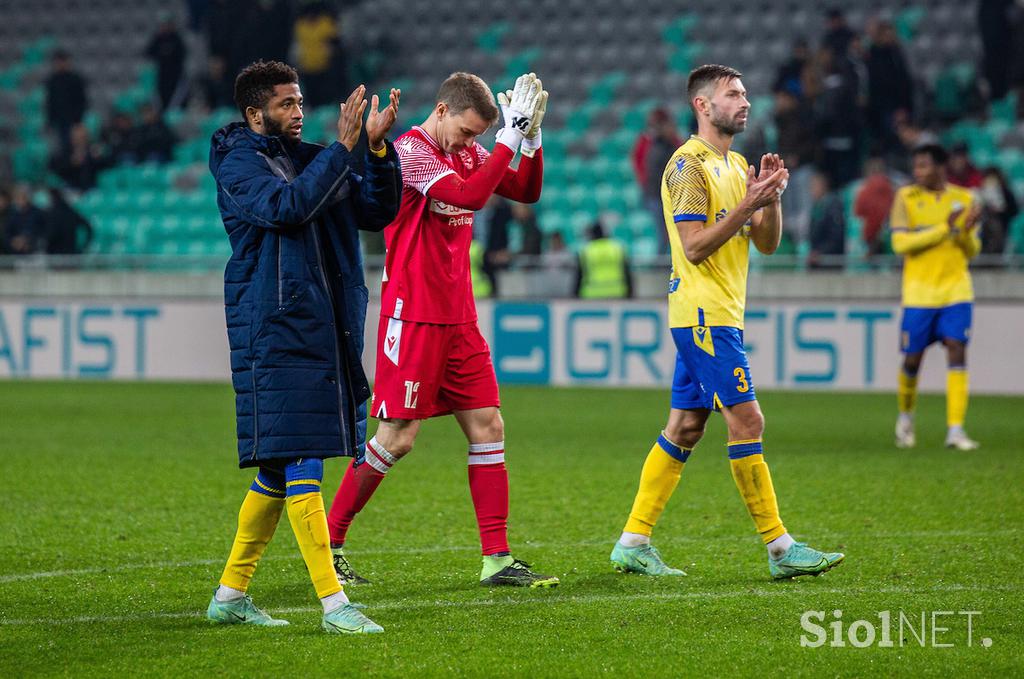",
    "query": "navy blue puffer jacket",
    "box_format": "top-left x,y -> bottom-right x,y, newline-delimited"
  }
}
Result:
210,123 -> 401,468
